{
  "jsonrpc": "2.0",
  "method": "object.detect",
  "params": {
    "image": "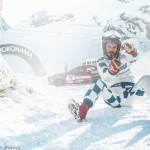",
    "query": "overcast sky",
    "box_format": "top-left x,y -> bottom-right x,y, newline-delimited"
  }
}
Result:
1,0 -> 88,26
